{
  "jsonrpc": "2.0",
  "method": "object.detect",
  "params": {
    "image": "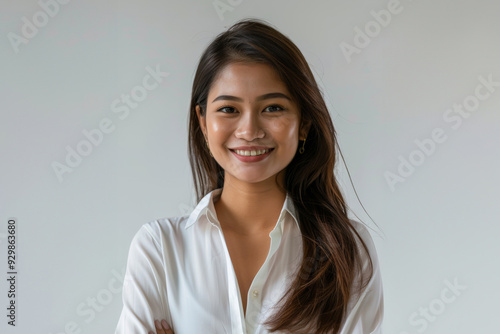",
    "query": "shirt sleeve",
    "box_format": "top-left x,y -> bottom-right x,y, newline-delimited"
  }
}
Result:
339,221 -> 384,334
115,223 -> 172,334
